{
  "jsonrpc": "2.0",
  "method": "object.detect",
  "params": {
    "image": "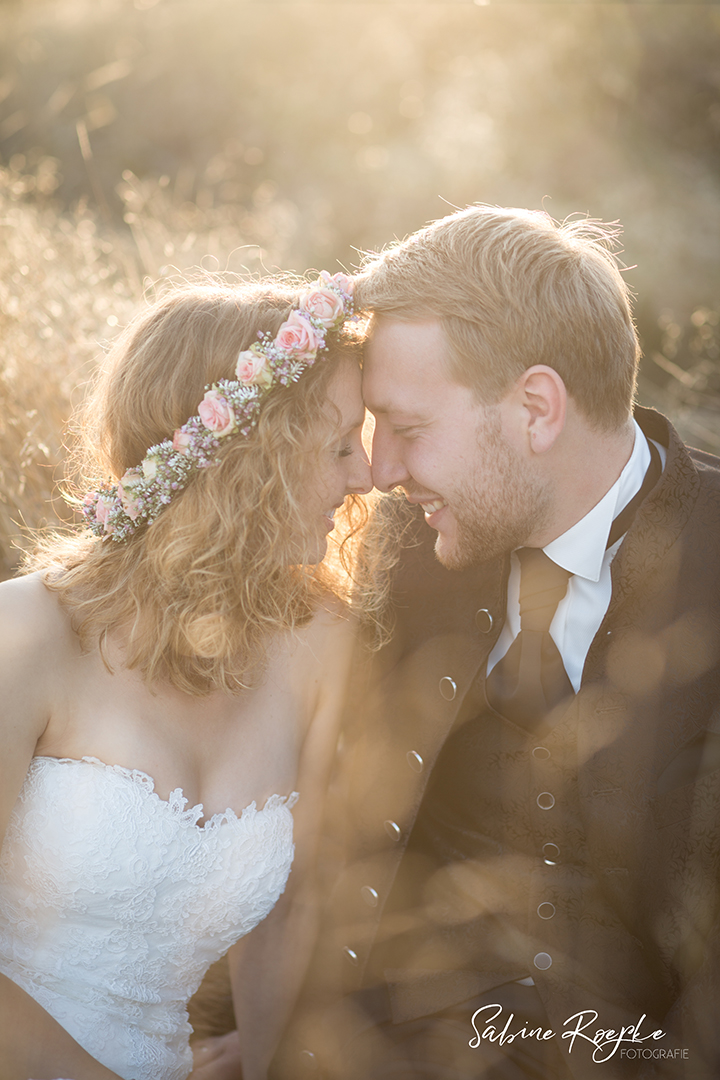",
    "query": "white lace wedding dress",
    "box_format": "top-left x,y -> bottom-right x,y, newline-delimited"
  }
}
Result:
0,755 -> 298,1080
